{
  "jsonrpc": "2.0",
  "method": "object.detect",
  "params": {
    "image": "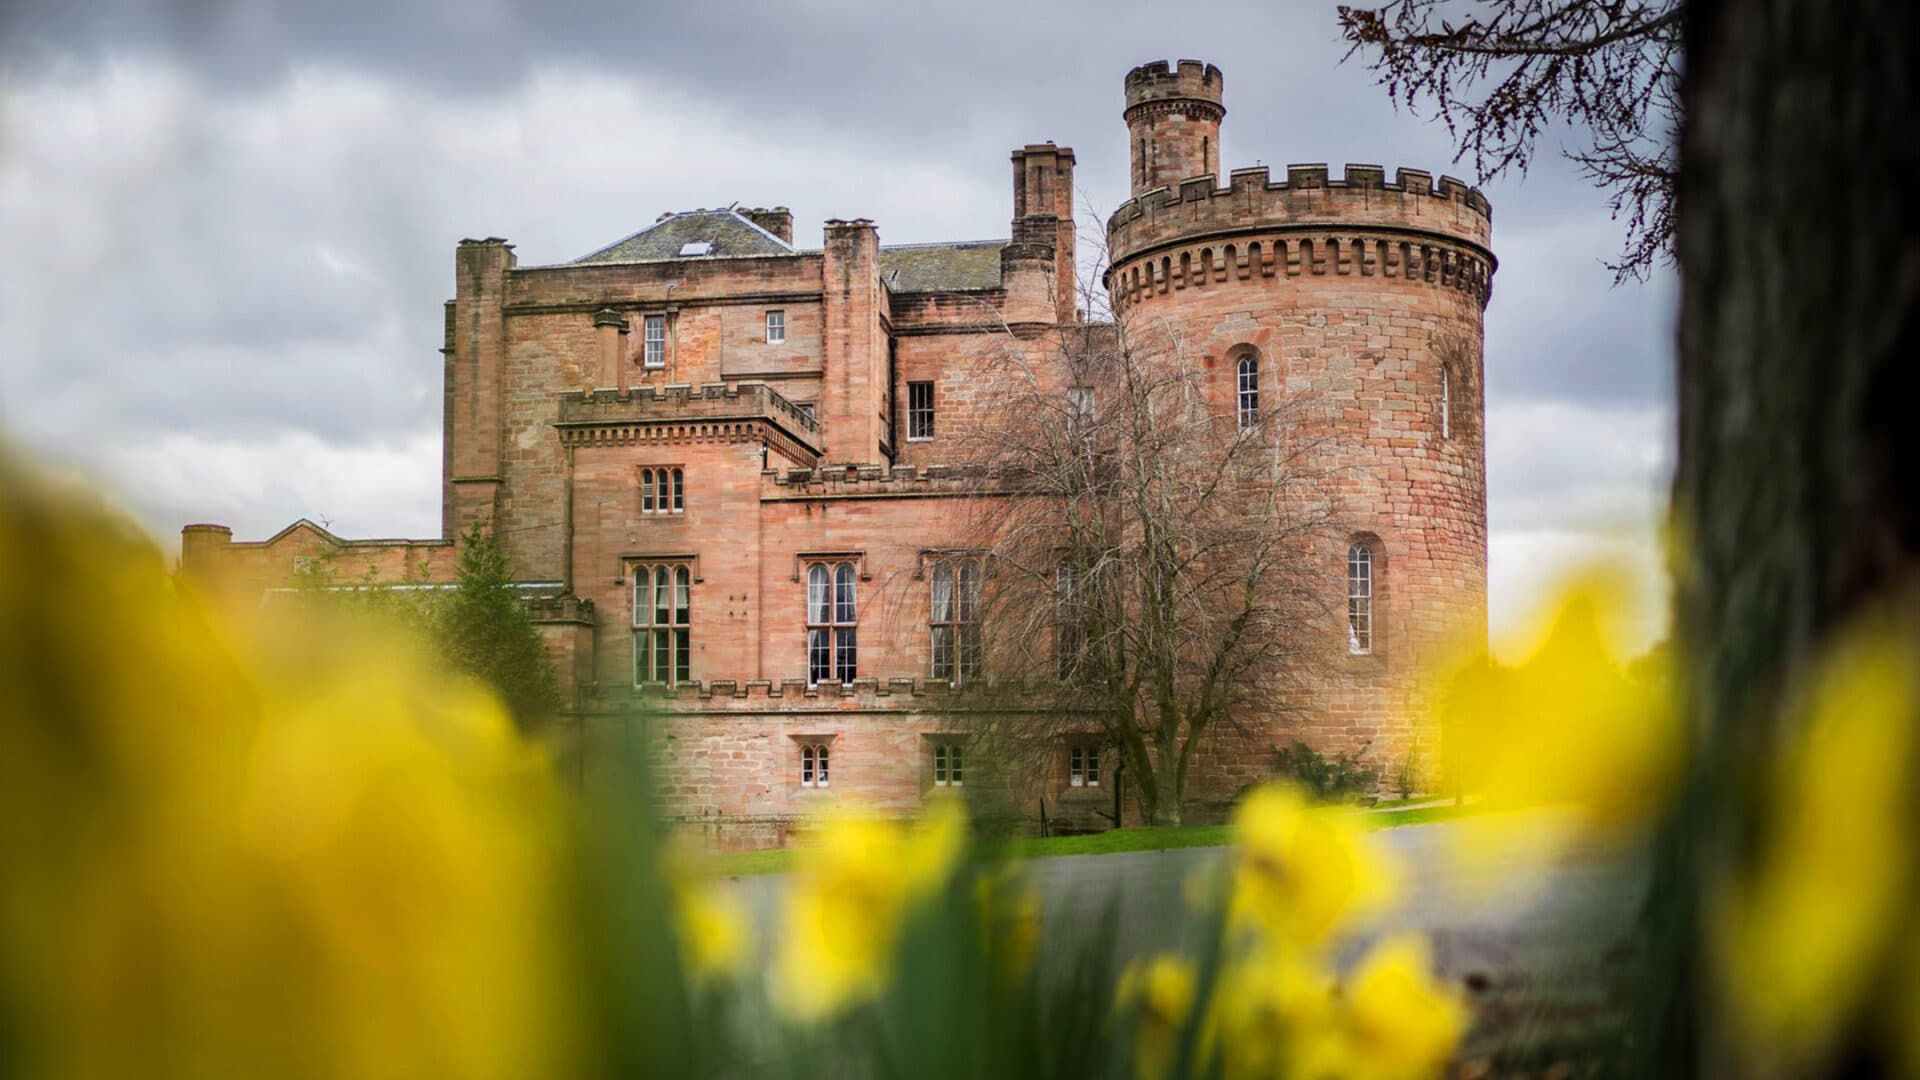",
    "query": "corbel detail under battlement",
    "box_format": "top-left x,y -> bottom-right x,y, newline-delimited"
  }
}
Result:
1108,229 -> 1494,310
